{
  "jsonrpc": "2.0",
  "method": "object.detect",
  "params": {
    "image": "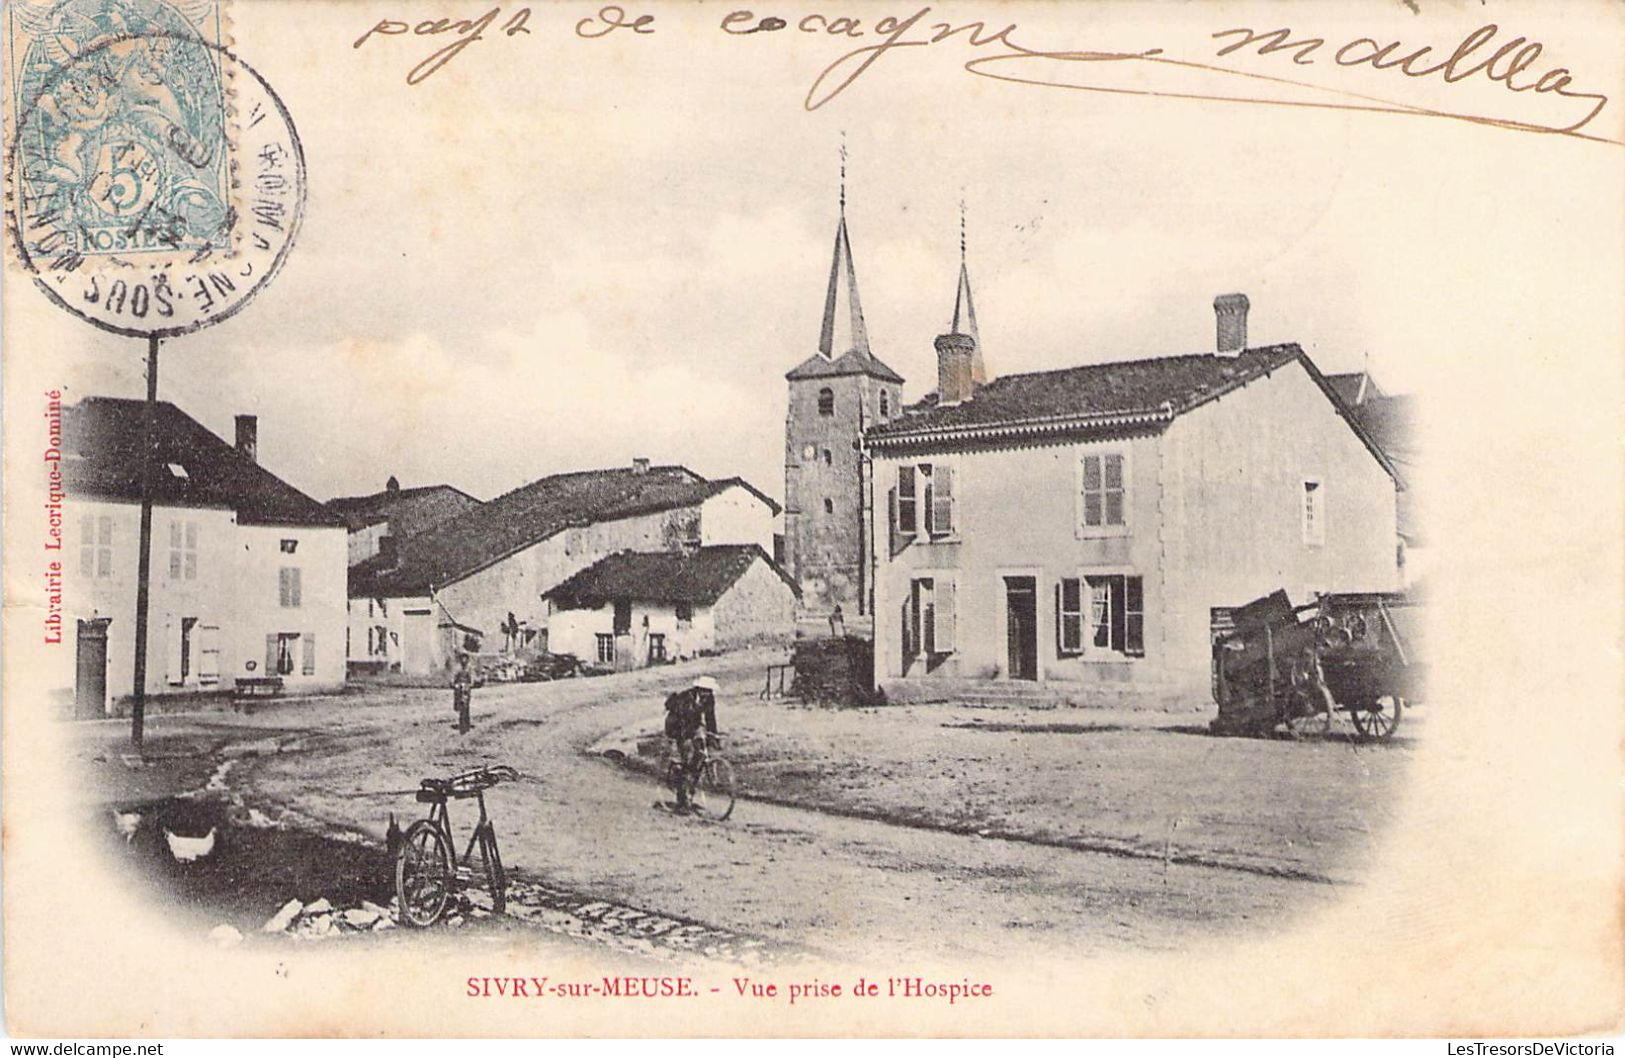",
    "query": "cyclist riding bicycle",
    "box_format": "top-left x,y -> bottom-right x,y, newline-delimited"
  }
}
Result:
663,675 -> 719,813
